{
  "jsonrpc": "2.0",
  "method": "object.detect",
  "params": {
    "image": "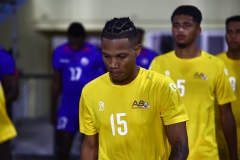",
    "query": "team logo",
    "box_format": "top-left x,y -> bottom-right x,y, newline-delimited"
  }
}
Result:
80,57 -> 89,66
141,58 -> 149,65
99,101 -> 104,111
194,72 -> 208,80
132,100 -> 150,109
